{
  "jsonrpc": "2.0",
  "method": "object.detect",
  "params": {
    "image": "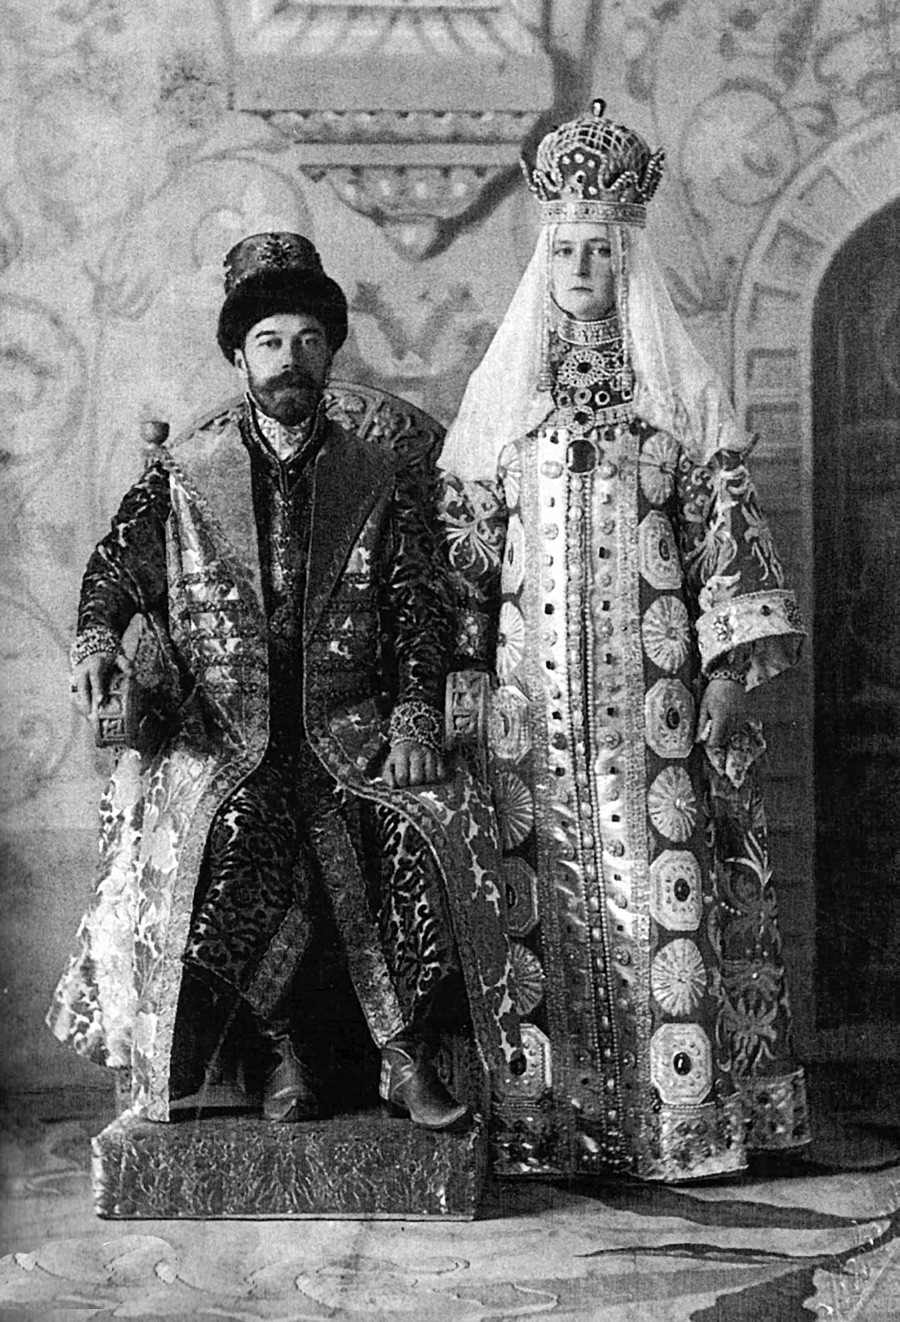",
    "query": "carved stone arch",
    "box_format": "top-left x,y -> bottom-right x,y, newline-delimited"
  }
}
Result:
732,112 -> 900,1056
734,112 -> 900,482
